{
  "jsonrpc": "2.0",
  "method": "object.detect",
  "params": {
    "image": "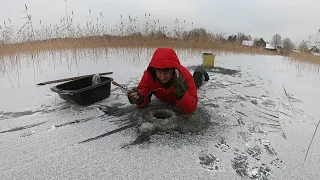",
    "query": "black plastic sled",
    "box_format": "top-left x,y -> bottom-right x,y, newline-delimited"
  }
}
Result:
51,76 -> 113,105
